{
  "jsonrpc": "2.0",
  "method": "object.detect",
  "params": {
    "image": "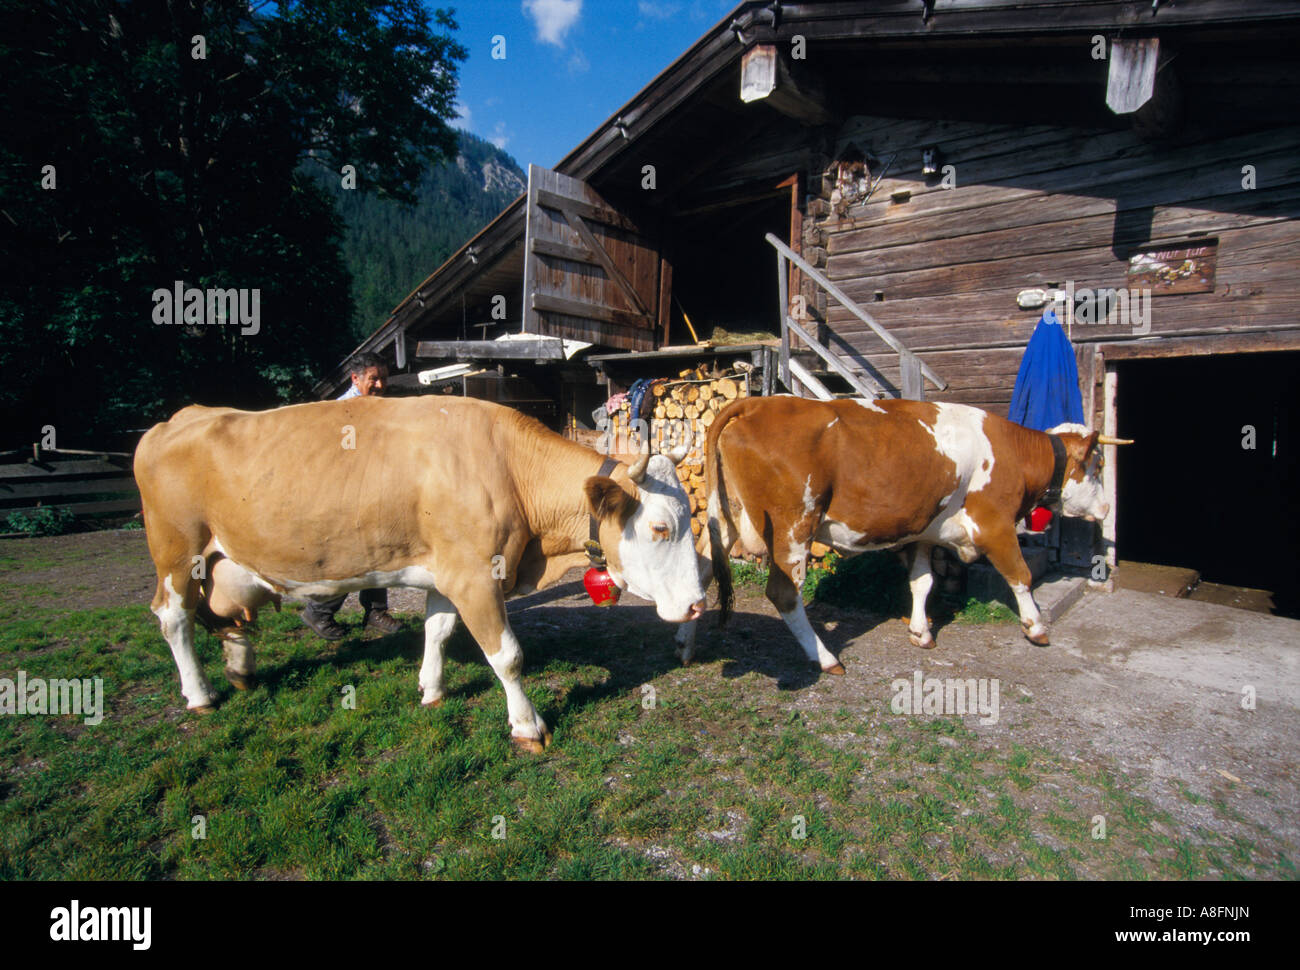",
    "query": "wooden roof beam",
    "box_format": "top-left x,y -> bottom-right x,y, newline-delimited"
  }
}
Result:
1106,36 -> 1184,140
740,44 -> 835,126
415,338 -> 566,361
